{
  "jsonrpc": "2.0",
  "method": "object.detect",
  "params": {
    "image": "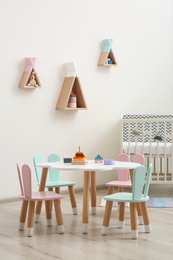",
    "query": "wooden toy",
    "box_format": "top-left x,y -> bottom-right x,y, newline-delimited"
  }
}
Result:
95,154 -> 103,163
98,39 -> 117,67
104,159 -> 115,165
63,158 -> 72,163
72,146 -> 88,165
18,58 -> 41,89
56,62 -> 87,110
